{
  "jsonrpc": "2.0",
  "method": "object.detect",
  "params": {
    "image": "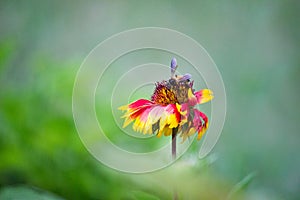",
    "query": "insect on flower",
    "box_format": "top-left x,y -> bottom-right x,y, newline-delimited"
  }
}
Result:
119,58 -> 213,142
